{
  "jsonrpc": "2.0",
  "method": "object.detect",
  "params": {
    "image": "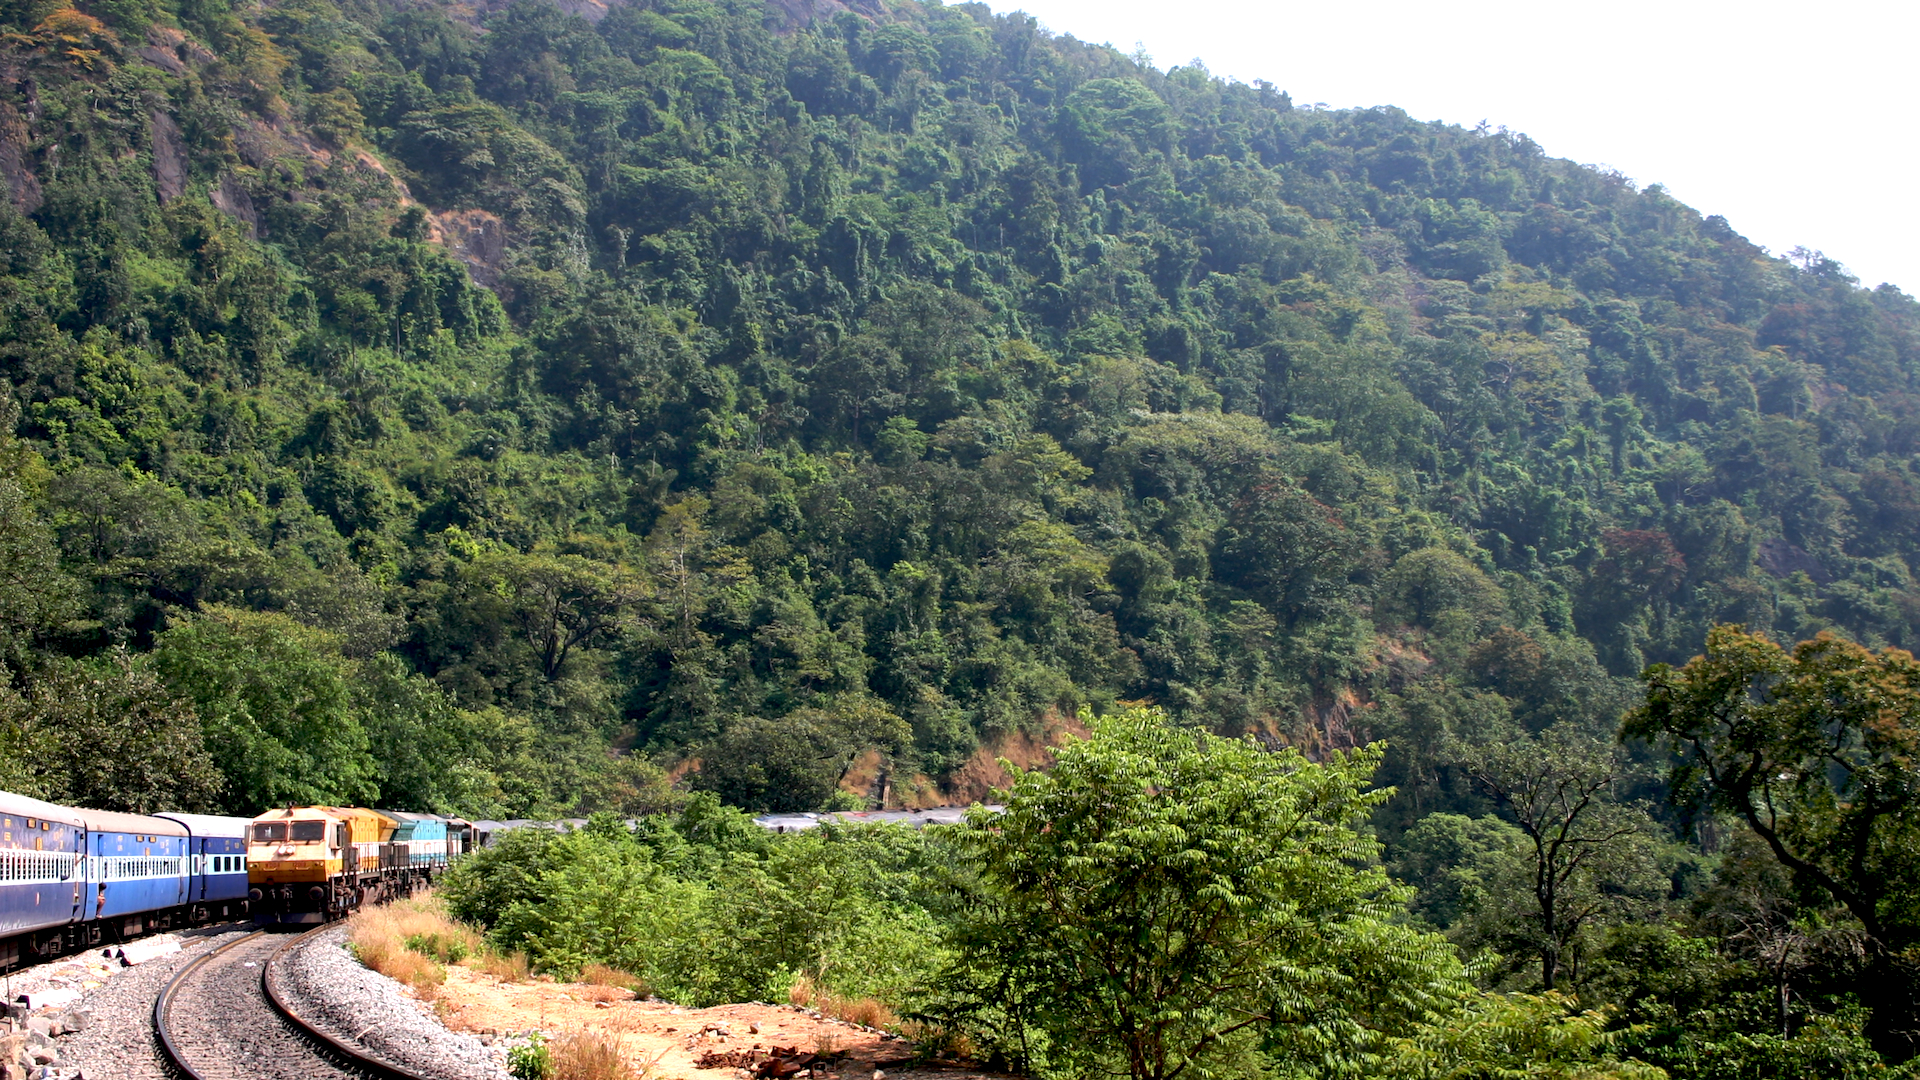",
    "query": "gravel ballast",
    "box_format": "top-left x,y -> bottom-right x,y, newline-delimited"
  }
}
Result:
53,924 -> 255,1080
274,924 -> 512,1080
